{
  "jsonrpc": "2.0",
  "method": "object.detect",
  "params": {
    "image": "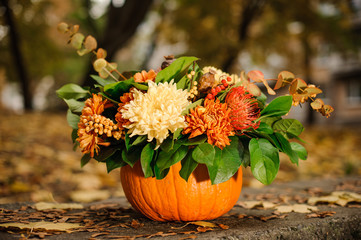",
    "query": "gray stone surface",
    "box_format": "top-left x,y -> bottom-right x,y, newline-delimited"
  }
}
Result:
1,176 -> 360,240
